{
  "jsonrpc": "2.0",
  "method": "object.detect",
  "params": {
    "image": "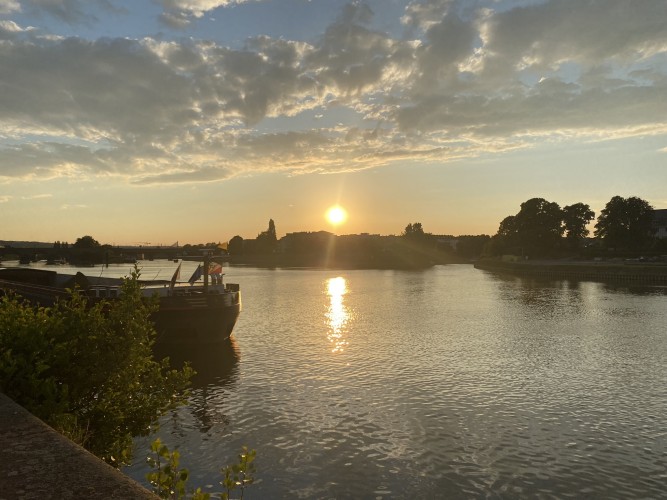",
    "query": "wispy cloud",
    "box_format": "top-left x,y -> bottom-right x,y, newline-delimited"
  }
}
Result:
21,193 -> 53,199
159,0 -> 254,28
